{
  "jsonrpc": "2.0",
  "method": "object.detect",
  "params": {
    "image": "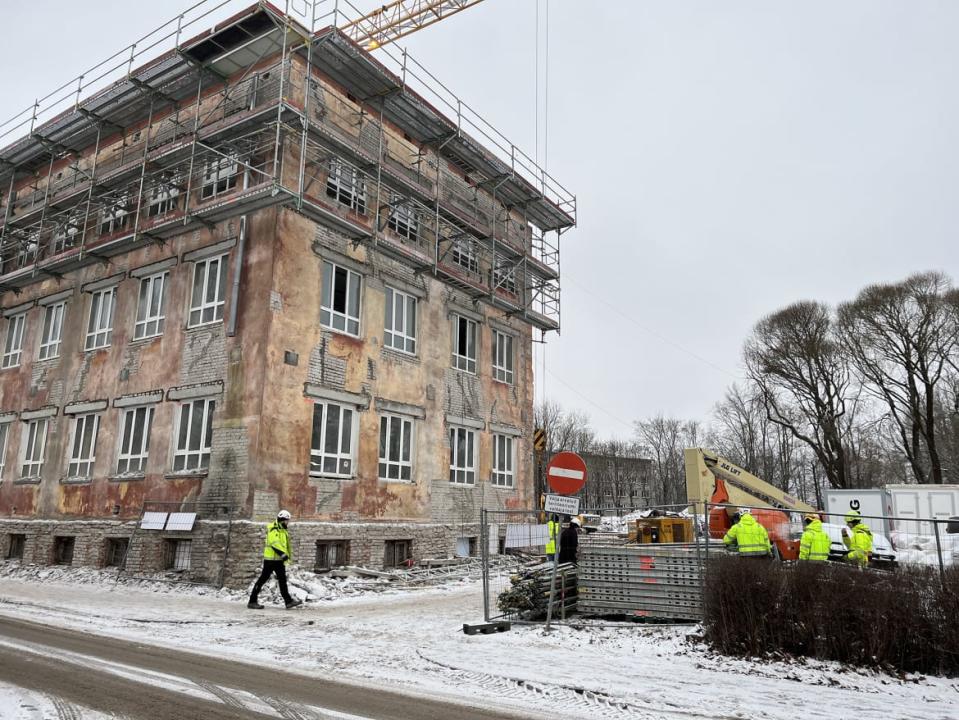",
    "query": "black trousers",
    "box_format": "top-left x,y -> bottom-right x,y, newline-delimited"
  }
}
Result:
250,559 -> 293,603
